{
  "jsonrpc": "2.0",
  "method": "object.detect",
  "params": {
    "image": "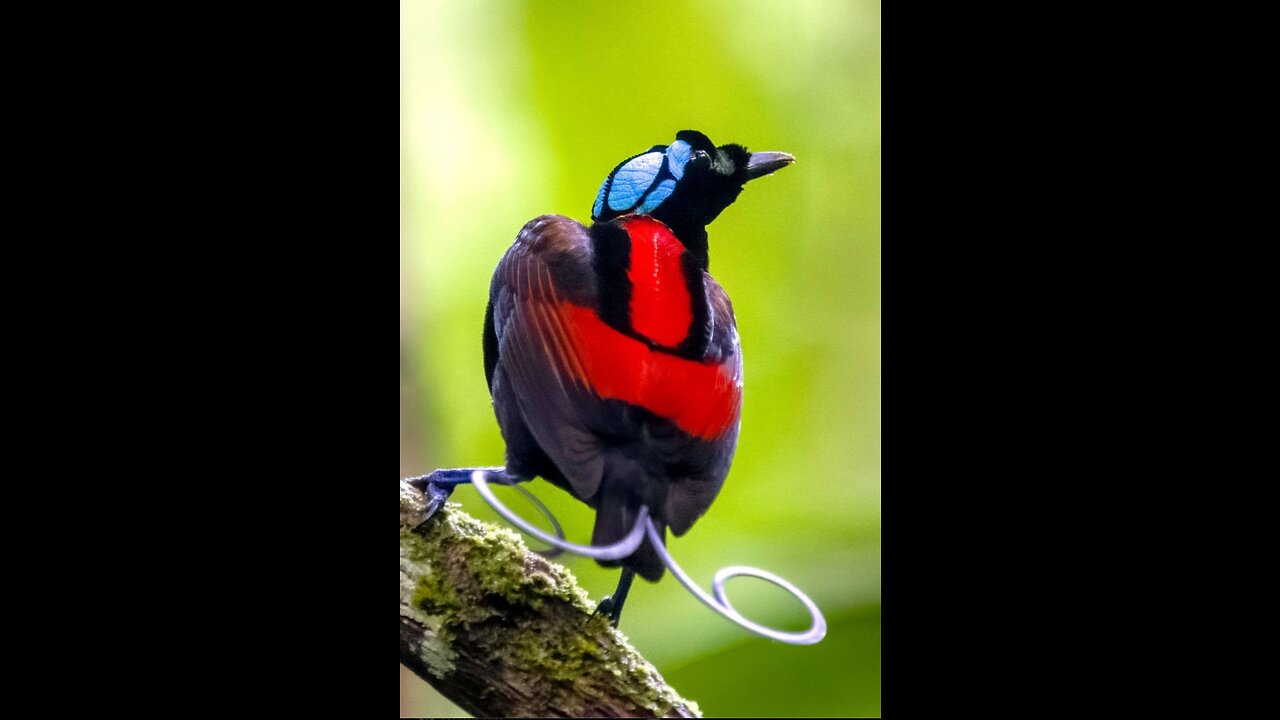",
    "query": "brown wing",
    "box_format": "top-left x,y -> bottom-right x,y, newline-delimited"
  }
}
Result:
486,214 -> 609,502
